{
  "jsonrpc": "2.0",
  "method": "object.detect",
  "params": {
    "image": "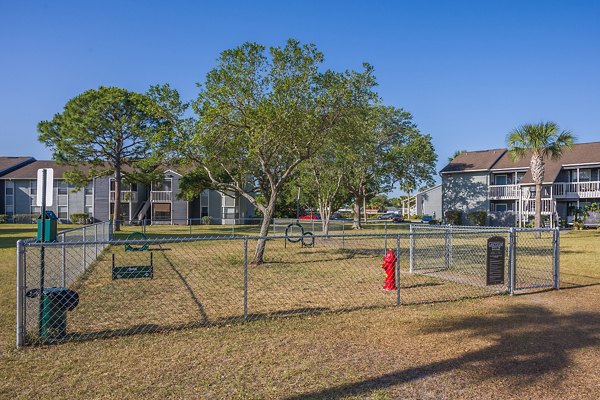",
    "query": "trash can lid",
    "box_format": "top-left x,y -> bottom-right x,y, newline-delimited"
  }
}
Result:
25,287 -> 79,310
37,210 -> 58,220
